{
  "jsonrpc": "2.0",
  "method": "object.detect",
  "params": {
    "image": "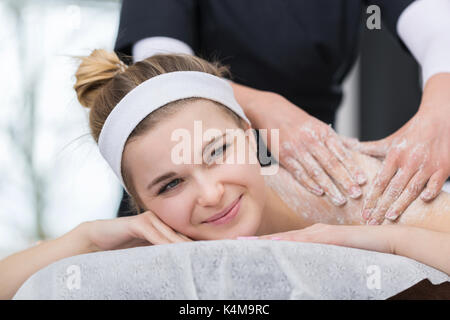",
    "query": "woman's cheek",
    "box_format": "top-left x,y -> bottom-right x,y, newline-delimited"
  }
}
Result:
152,195 -> 195,229
227,161 -> 266,202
